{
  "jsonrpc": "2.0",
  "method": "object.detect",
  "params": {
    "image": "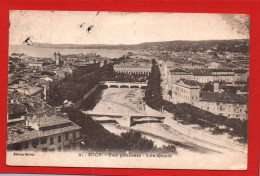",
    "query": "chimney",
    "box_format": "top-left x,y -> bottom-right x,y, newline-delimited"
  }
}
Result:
213,82 -> 219,93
